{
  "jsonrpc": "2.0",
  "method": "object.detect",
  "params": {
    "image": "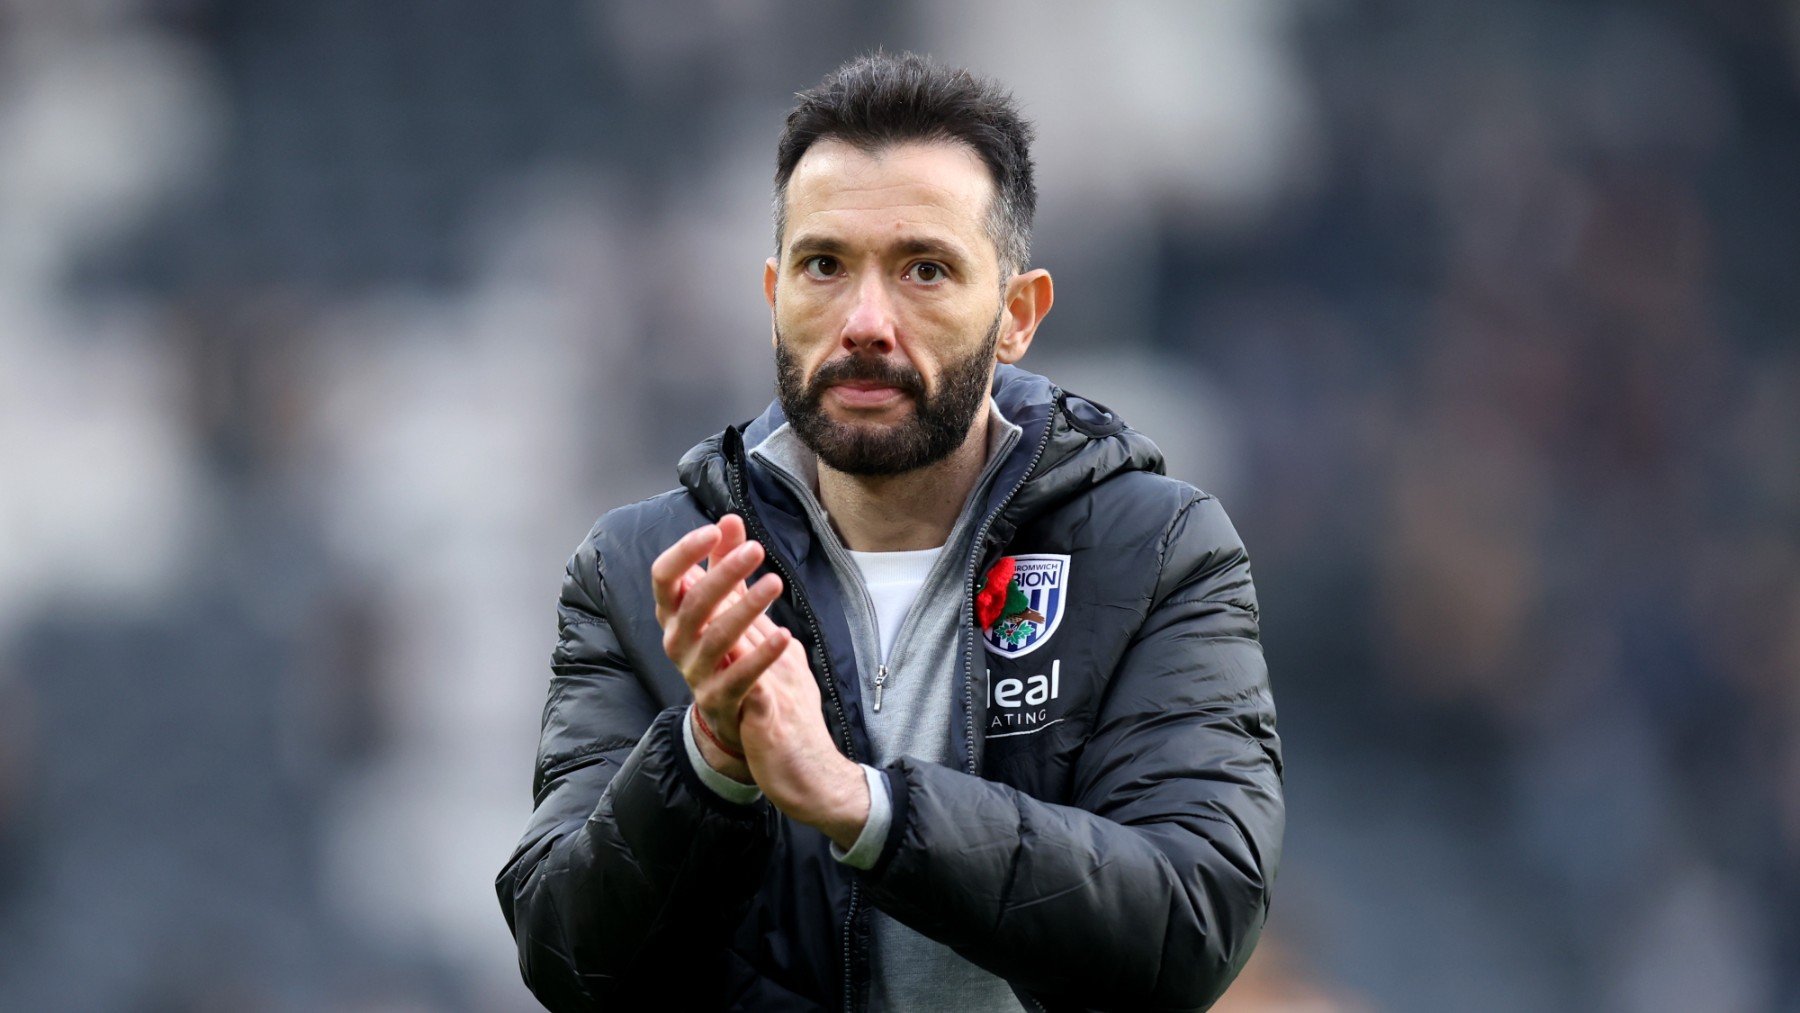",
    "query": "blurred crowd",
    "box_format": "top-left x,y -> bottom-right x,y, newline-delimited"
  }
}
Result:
1,1 -> 1795,1010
